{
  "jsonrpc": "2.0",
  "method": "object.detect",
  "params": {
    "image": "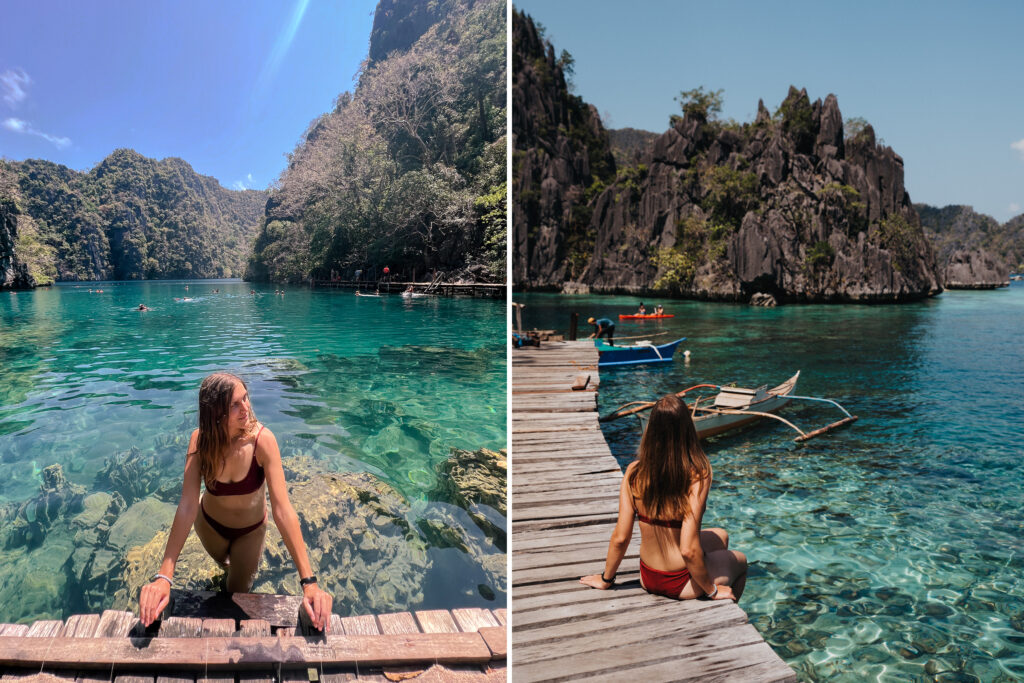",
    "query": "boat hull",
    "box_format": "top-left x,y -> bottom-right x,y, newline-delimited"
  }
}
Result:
692,373 -> 799,438
618,314 -> 675,320
597,339 -> 685,367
